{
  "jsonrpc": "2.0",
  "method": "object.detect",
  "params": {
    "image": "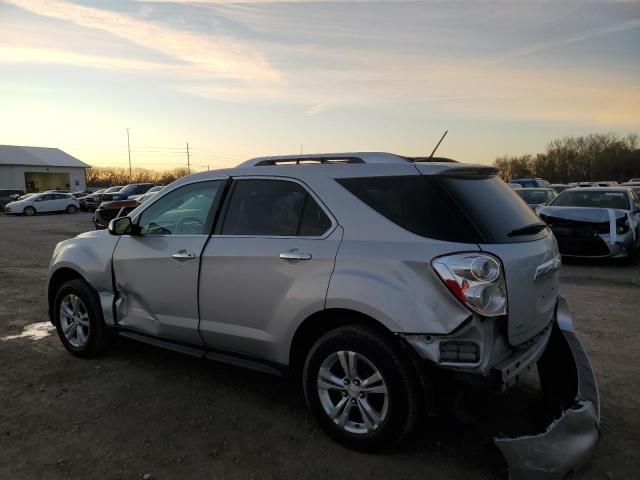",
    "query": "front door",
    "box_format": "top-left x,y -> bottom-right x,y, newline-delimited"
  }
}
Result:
198,177 -> 341,362
112,179 -> 226,344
